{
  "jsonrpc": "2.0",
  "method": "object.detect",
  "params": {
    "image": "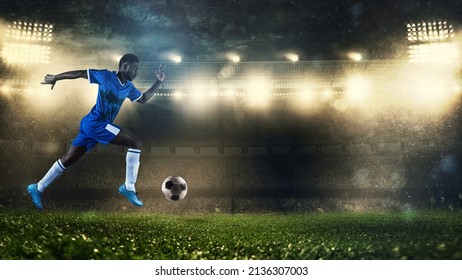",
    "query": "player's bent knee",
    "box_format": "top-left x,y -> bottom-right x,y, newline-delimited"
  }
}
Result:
130,138 -> 142,150
60,146 -> 87,168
